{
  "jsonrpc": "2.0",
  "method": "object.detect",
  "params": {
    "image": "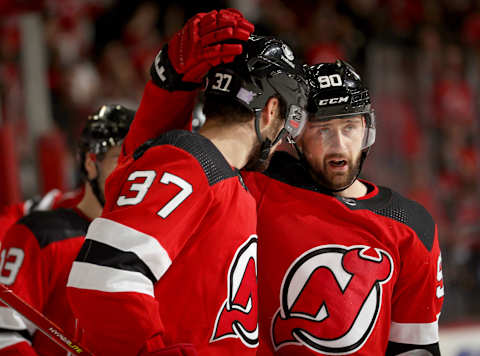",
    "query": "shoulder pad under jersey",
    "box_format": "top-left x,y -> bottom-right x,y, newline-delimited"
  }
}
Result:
133,130 -> 239,187
347,187 -> 436,251
18,208 -> 89,248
